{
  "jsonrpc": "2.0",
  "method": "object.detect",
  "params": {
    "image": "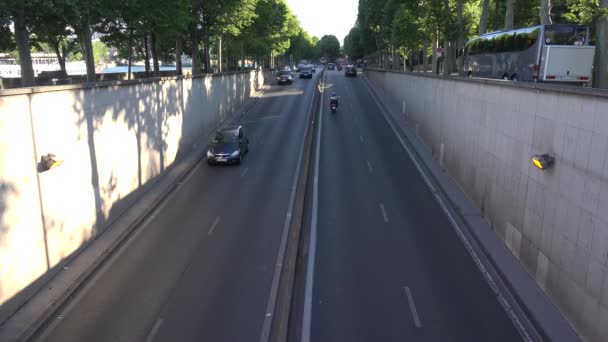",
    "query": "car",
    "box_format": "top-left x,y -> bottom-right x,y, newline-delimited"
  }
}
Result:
207,126 -> 249,165
277,70 -> 293,85
327,63 -> 336,70
345,65 -> 357,77
299,66 -> 313,78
